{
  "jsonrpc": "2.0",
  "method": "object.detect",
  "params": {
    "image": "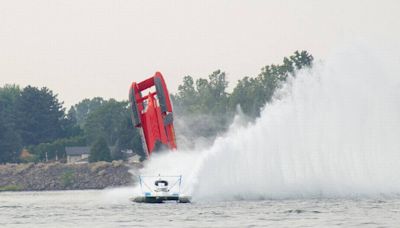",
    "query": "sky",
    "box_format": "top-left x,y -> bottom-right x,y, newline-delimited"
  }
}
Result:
1,0 -> 399,107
